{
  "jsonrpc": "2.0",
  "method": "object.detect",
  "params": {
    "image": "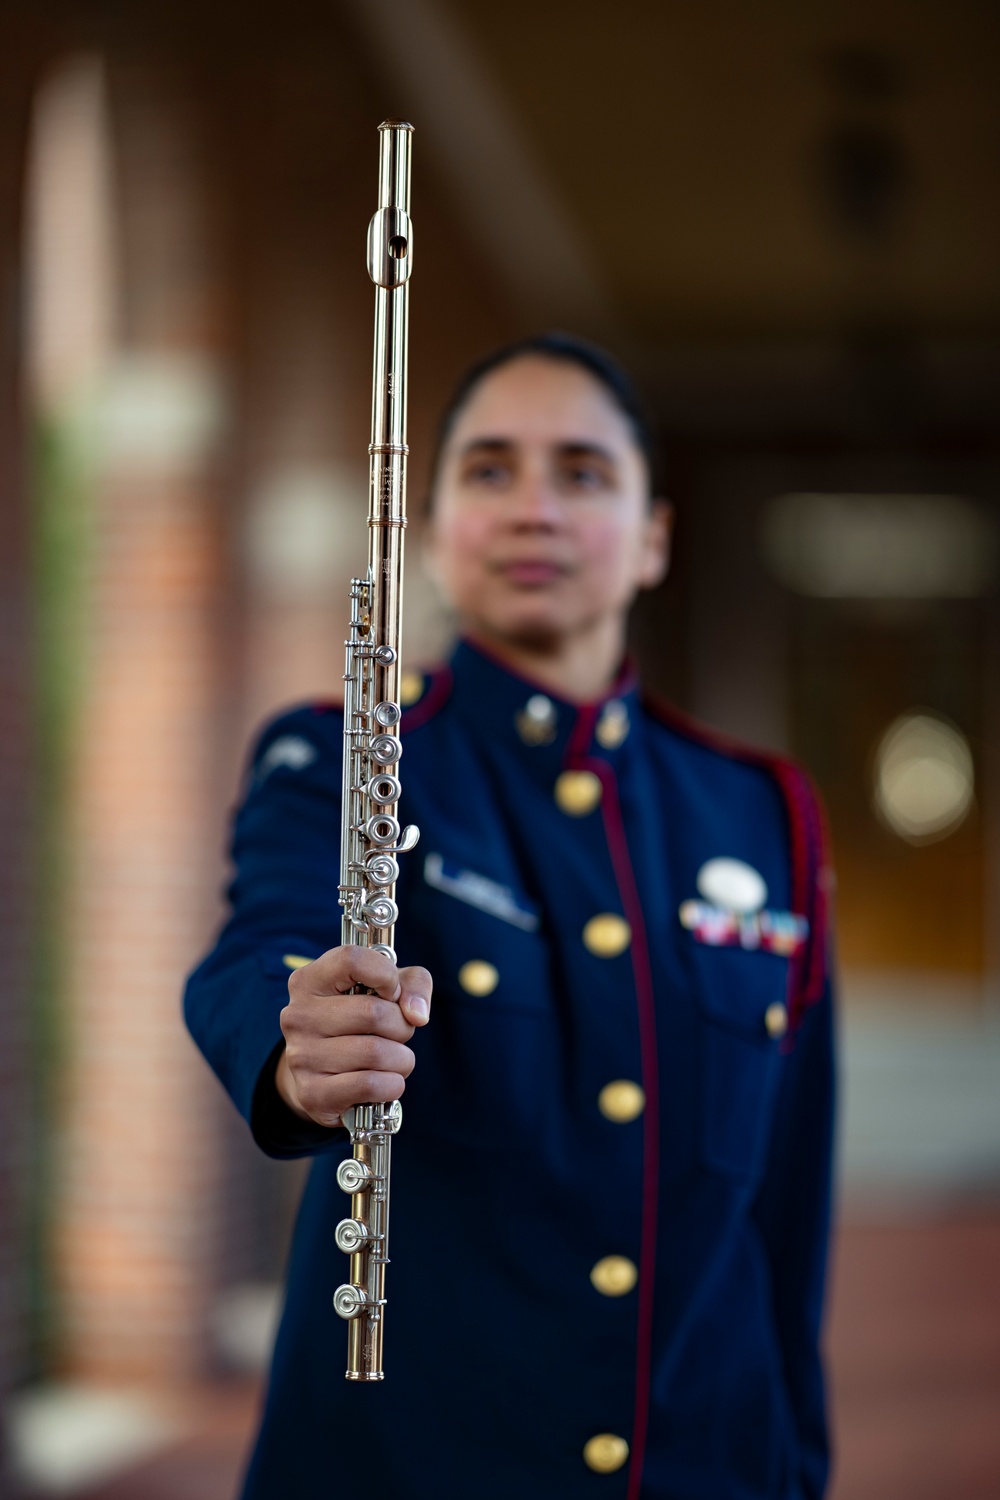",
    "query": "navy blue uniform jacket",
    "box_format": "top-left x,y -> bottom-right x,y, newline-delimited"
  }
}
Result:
185,640 -> 835,1500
